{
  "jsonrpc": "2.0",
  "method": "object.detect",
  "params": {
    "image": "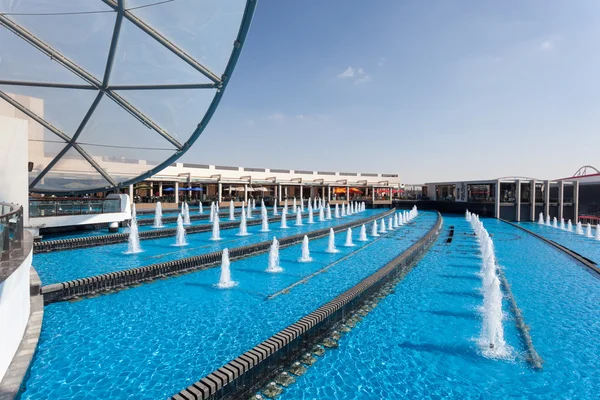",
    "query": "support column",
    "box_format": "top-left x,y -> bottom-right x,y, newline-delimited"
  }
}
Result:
346,186 -> 350,203
217,182 -> 222,203
544,180 -> 550,218
494,180 -> 500,218
159,182 -> 163,198
371,187 -> 375,202
530,181 -> 536,221
129,184 -> 134,204
300,185 -> 303,200
558,181 -> 564,221
328,186 -> 331,202
574,181 -> 579,222
244,184 -> 248,203
174,182 -> 179,204
515,180 -> 521,222
278,183 -> 282,200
